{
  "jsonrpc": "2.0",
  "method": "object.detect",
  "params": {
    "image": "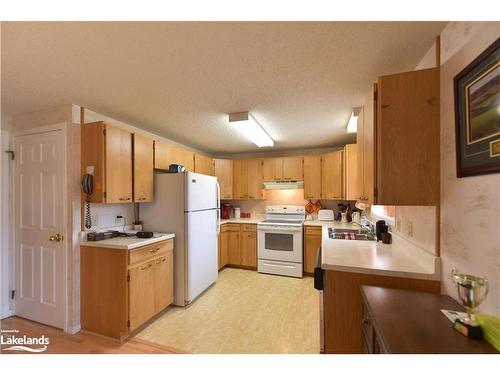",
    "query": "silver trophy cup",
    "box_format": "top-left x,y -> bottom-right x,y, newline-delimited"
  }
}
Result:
451,268 -> 489,326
